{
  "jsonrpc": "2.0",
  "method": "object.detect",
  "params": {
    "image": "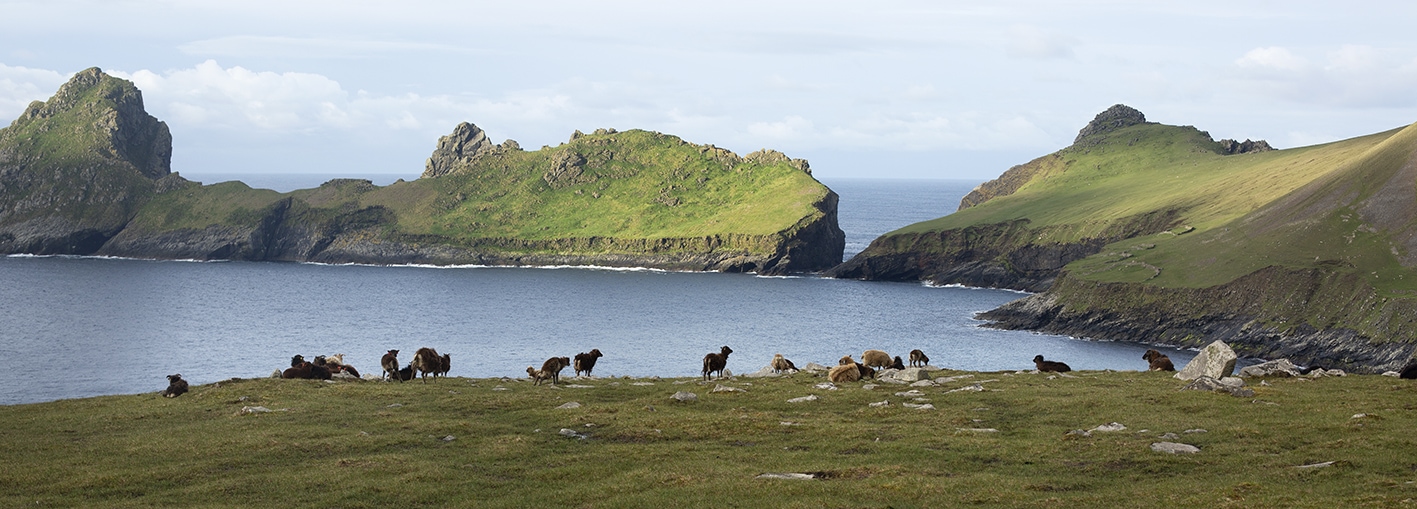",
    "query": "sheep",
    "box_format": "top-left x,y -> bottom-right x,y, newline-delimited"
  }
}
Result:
891,356 -> 906,370
828,362 -> 862,383
909,349 -> 929,368
439,353 -> 451,378
381,349 -> 401,382
1142,349 -> 1175,371
1033,354 -> 1072,373
702,346 -> 733,380
838,355 -> 855,365
770,353 -> 798,374
162,374 -> 188,398
527,366 -> 552,385
312,354 -> 360,378
1400,362 -> 1417,379
290,354 -> 306,367
540,356 -> 571,385
574,349 -> 603,377
283,359 -> 332,380
395,364 -> 416,381
862,350 -> 893,370
411,347 -> 442,383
